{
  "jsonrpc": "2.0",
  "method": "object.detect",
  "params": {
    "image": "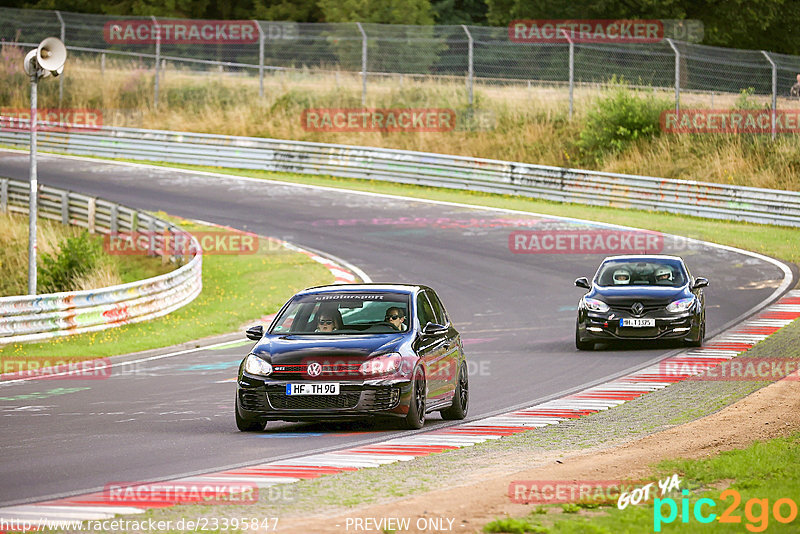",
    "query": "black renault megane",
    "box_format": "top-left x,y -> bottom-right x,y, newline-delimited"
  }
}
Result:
235,284 -> 468,431
574,255 -> 707,350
